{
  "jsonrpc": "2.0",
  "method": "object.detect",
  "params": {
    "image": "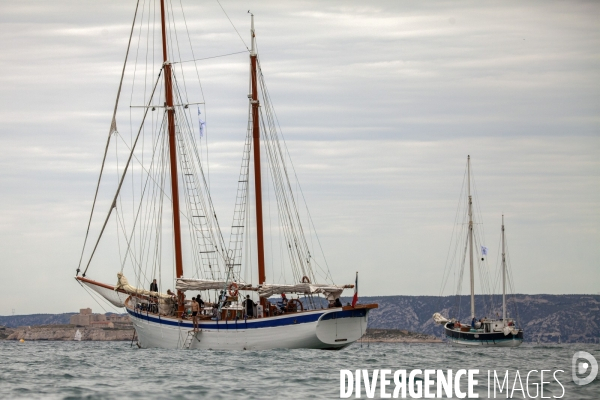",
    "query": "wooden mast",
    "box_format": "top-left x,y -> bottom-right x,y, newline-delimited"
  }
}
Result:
502,214 -> 506,323
468,155 -> 475,320
250,13 -> 267,314
159,0 -> 185,316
